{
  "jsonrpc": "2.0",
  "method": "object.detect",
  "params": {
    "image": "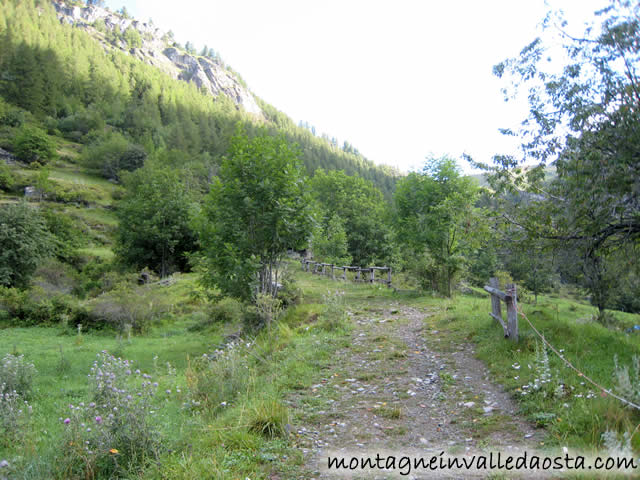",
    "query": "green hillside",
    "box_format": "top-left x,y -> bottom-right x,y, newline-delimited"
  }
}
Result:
1,0 -> 639,478
0,0 -> 398,198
